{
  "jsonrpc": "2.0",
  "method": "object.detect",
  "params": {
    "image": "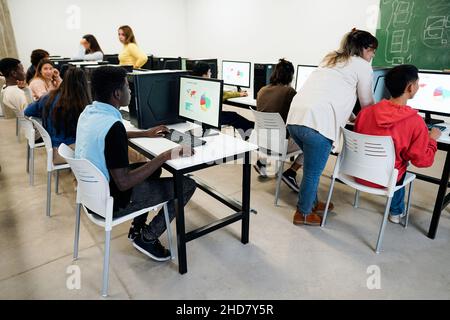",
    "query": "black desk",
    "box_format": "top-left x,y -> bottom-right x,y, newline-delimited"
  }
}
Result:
409,140 -> 450,239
